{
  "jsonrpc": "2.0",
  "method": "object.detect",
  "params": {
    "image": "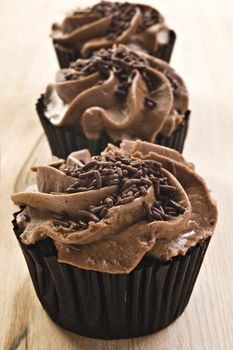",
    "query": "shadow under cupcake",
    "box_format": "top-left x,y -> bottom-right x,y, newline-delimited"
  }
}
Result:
51,2 -> 176,68
37,45 -> 190,158
11,140 -> 217,339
